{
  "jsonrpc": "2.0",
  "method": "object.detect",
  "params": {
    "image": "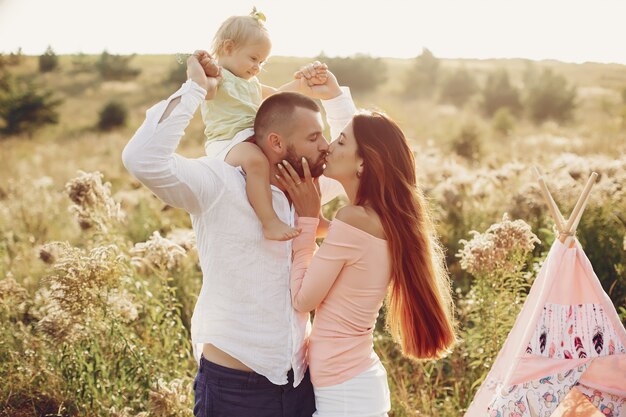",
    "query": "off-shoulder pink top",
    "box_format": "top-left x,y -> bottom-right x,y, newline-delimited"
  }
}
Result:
290,216 -> 391,387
